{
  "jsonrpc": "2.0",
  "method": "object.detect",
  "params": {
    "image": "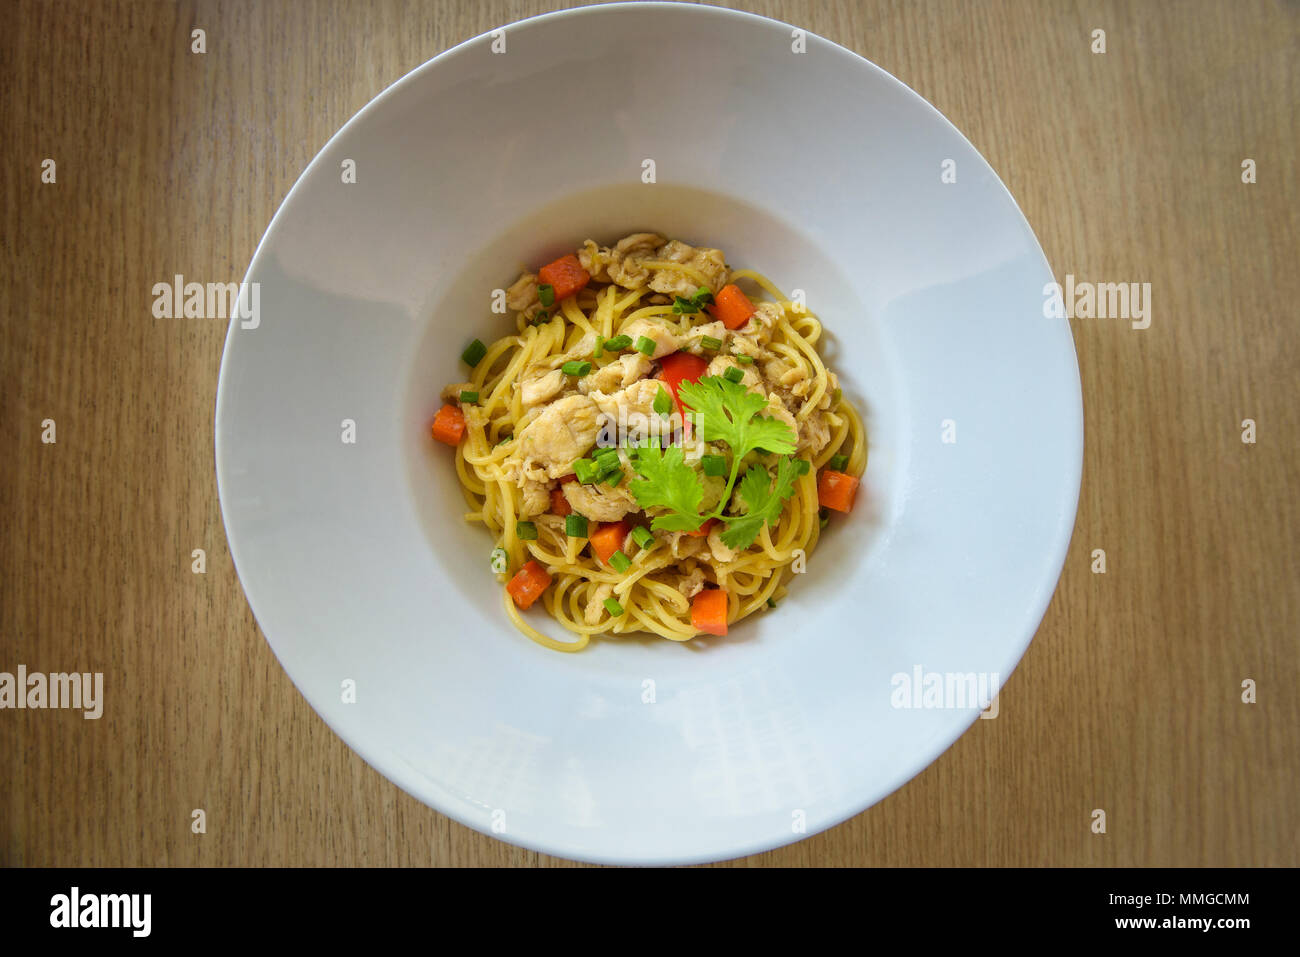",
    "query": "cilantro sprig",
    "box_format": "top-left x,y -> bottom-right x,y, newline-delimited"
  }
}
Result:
628,442 -> 707,532
626,375 -> 803,547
